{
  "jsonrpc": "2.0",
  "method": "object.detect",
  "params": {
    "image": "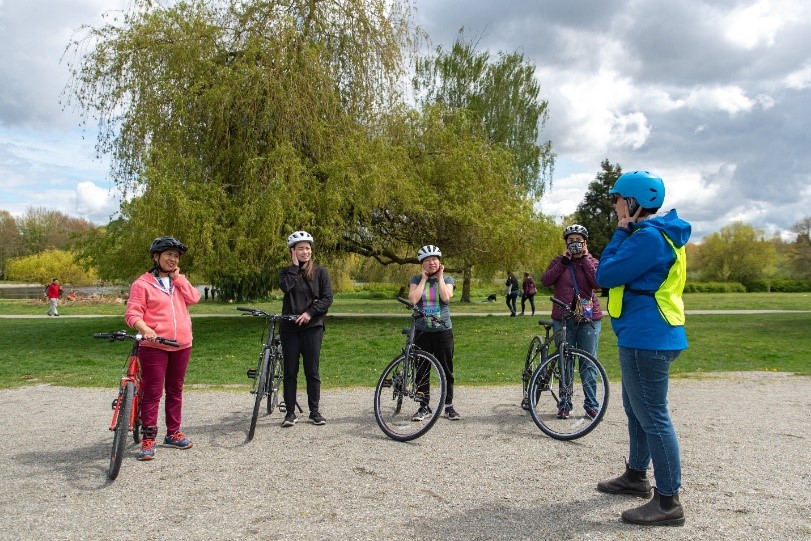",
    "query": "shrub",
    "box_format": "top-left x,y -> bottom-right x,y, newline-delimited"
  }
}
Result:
683,281 -> 746,293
